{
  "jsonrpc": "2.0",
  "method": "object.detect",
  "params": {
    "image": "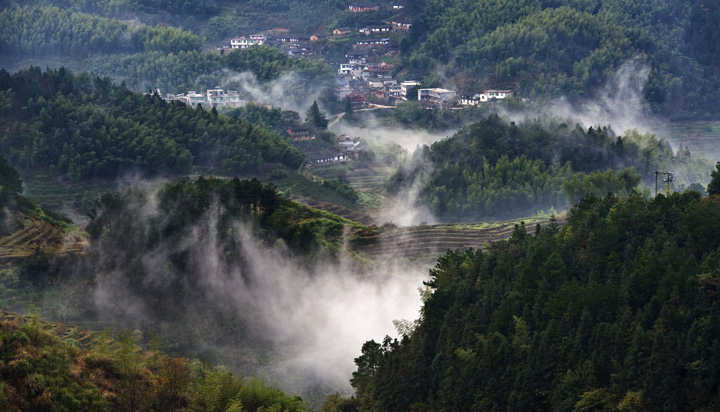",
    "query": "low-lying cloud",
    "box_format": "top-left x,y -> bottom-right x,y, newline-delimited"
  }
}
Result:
89,192 -> 427,399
